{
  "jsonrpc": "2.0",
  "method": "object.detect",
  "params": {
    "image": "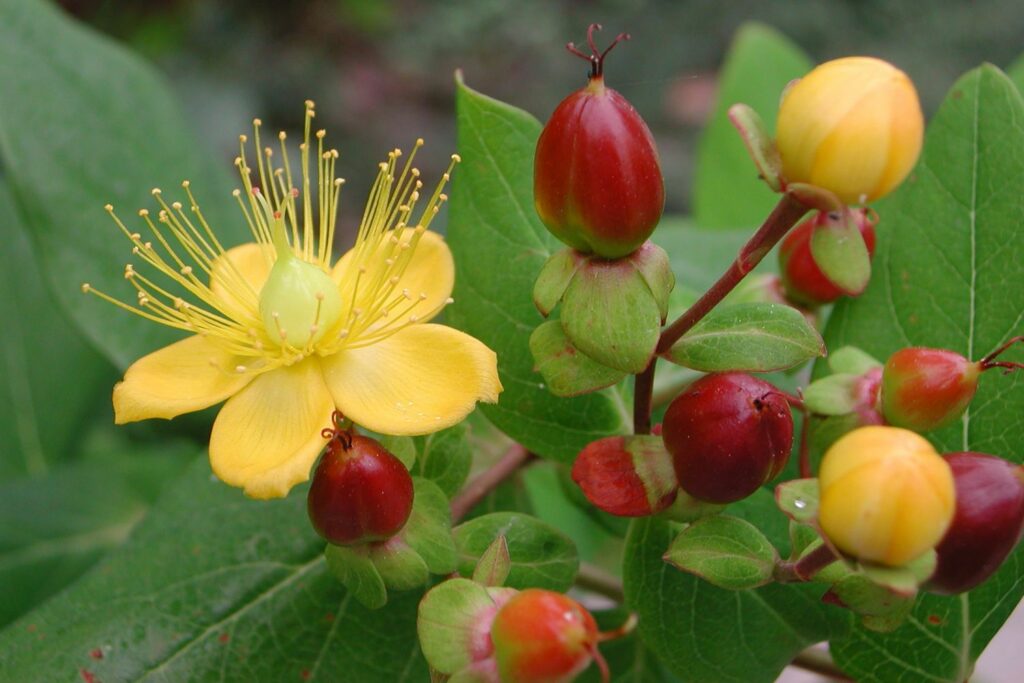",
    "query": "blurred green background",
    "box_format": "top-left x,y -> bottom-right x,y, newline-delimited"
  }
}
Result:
59,0 -> 1024,225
